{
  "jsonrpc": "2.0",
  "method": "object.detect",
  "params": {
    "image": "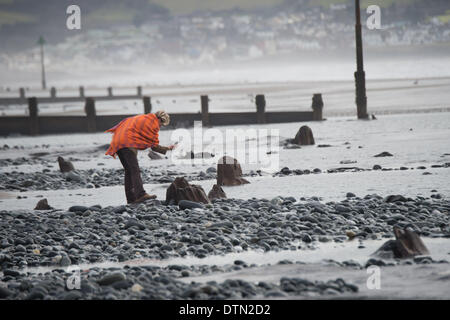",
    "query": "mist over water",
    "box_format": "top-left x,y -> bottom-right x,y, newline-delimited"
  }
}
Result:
1,48 -> 450,88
